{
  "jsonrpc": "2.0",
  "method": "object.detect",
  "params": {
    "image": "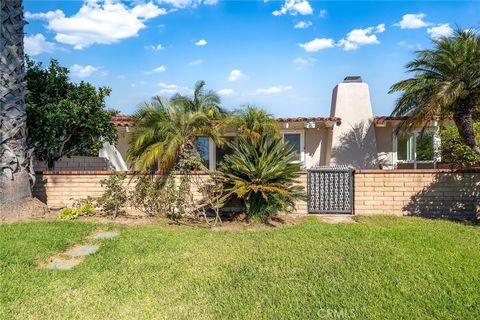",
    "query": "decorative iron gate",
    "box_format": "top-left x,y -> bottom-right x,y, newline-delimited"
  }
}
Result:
307,165 -> 354,214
